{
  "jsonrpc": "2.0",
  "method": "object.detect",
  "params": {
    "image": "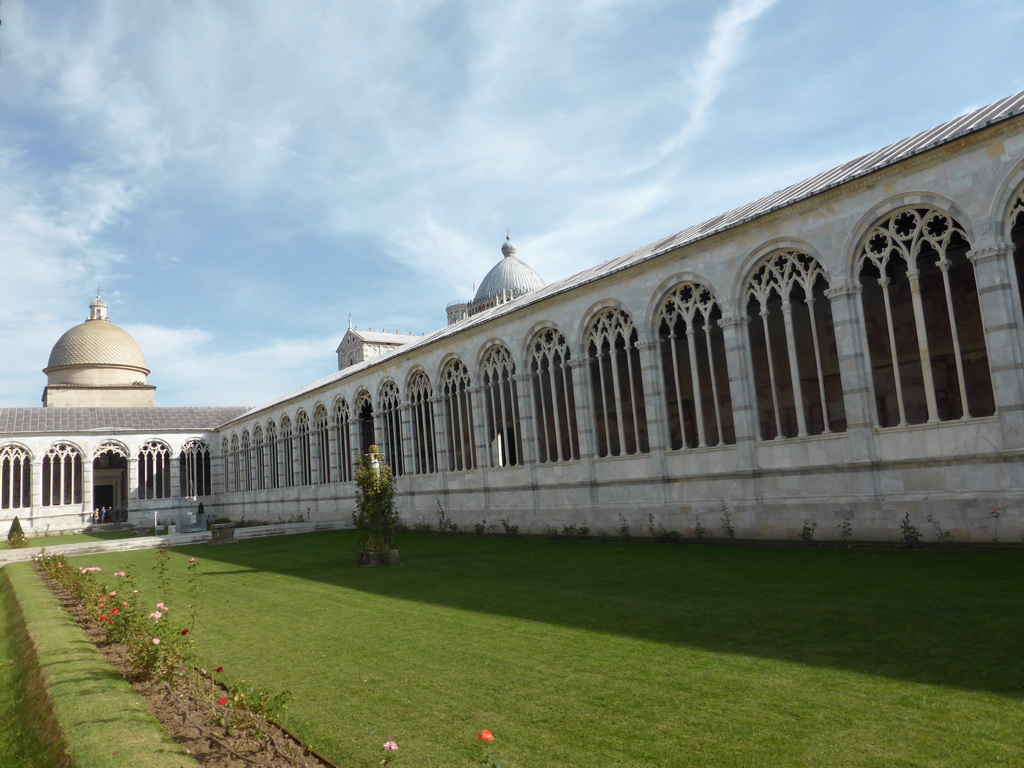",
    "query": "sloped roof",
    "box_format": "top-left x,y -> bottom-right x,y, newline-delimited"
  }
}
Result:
226,91 -> 1024,424
0,407 -> 249,434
